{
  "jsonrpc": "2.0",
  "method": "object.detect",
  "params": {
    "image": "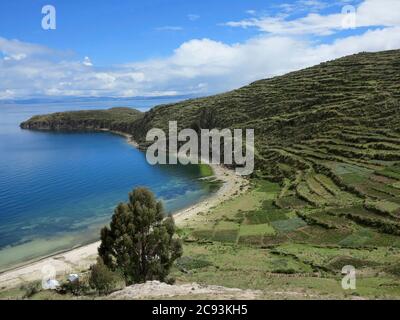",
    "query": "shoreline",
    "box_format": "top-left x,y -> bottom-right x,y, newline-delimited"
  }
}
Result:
102,129 -> 140,149
0,131 -> 249,290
